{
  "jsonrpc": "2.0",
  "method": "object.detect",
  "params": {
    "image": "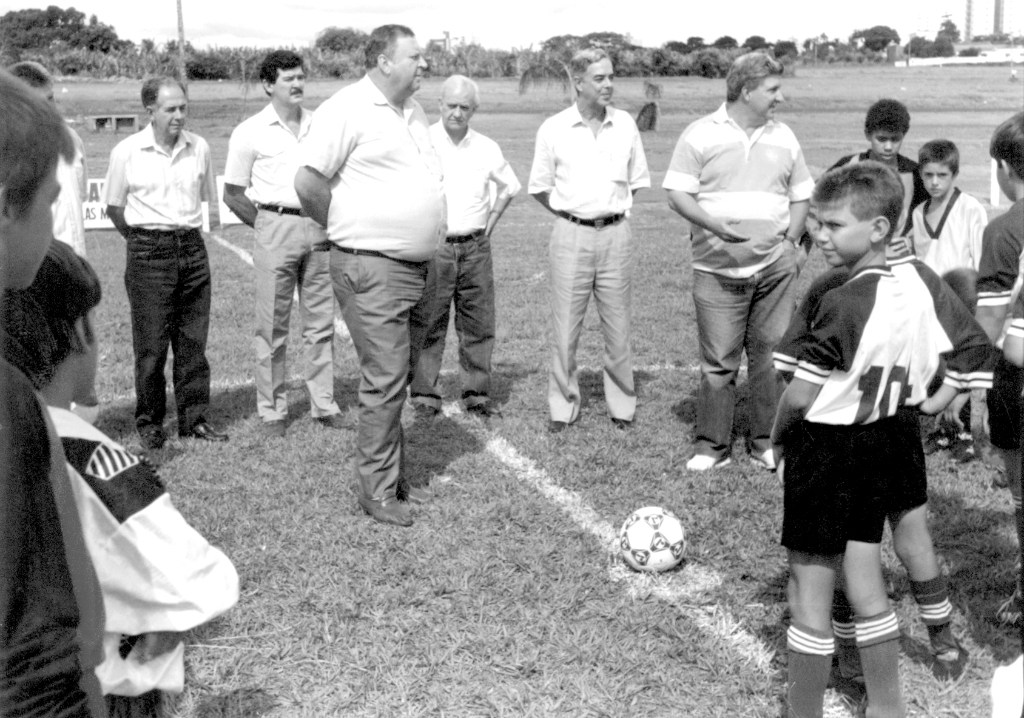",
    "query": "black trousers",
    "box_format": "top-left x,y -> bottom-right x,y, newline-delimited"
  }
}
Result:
124,227 -> 212,434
